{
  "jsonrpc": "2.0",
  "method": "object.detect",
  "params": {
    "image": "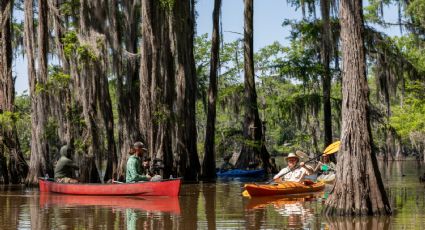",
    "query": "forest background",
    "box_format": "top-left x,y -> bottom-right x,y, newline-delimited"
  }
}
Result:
0,0 -> 424,185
